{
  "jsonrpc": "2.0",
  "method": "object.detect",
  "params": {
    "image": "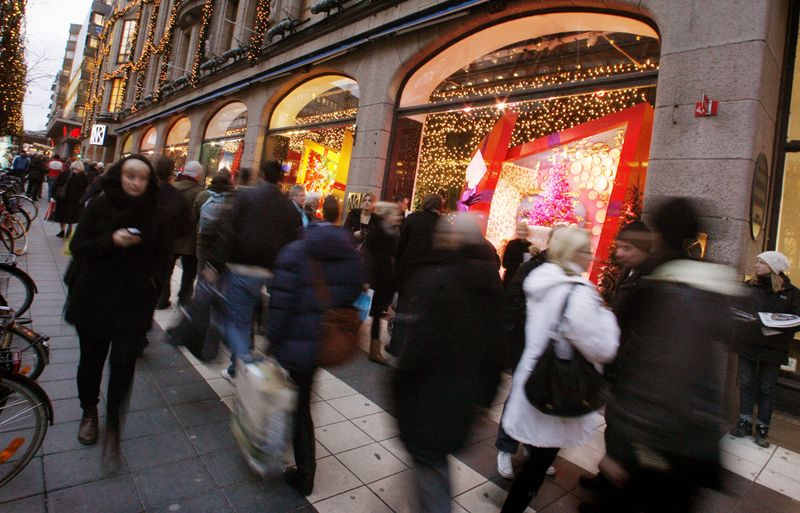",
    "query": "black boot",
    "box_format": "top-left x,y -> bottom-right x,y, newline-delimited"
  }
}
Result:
283,467 -> 314,496
729,418 -> 752,438
754,423 -> 770,448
